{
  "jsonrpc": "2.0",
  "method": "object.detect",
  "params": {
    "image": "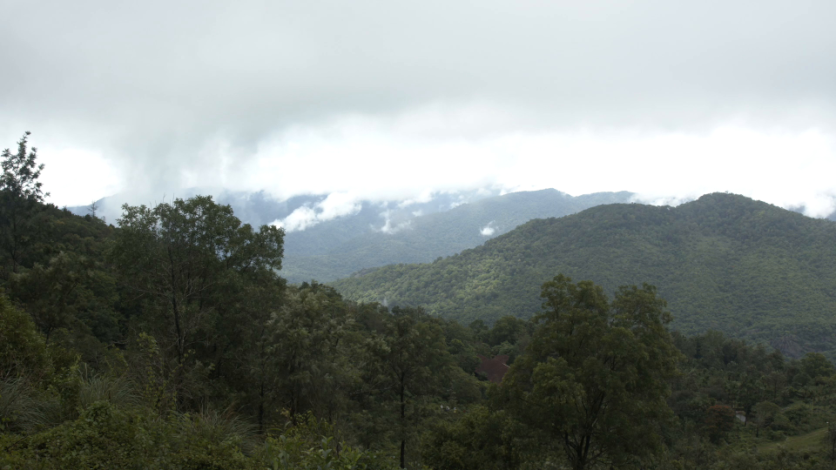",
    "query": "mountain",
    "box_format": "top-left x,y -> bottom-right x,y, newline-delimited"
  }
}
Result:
71,188 -> 635,284
281,189 -> 635,283
332,193 -> 836,358
67,188 -> 503,252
